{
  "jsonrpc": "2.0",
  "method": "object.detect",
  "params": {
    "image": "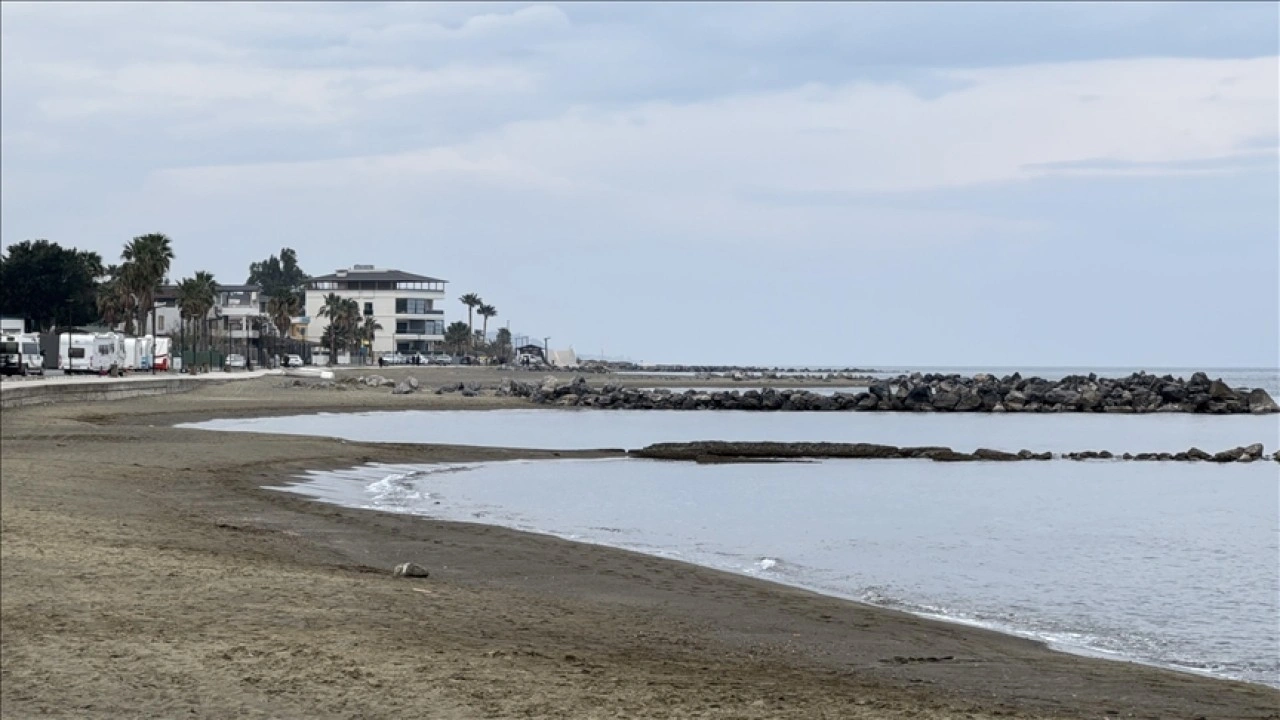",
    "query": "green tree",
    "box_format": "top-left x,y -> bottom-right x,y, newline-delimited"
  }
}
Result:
176,271 -> 217,359
96,264 -> 136,334
358,316 -> 383,359
459,293 -> 482,348
477,304 -> 497,347
121,233 -> 174,349
247,248 -> 308,298
266,290 -> 301,354
444,321 -> 471,355
494,327 -> 513,363
0,239 -> 103,331
317,292 -> 349,365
